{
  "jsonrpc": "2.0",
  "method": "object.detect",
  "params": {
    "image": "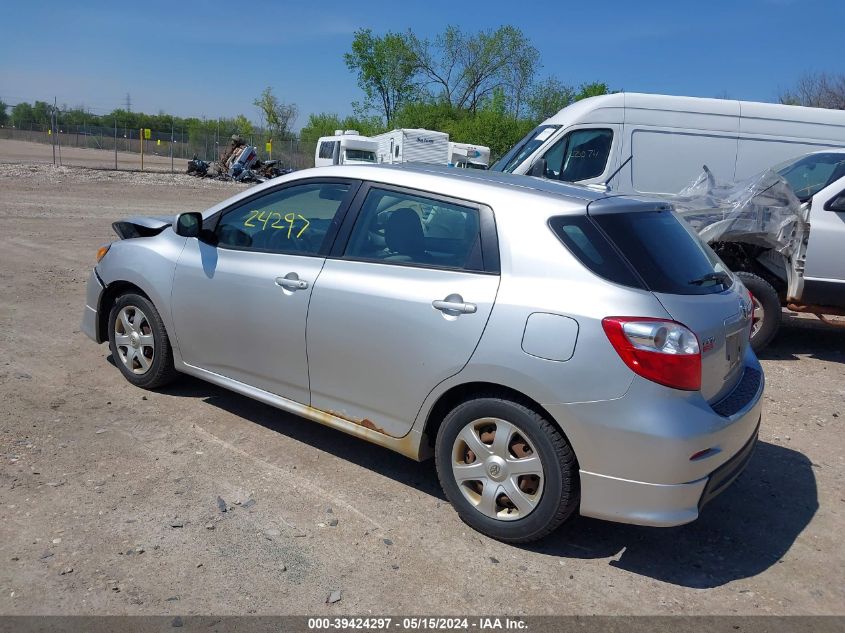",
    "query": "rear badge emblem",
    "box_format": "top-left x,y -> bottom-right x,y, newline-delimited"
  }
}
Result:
702,336 -> 715,352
